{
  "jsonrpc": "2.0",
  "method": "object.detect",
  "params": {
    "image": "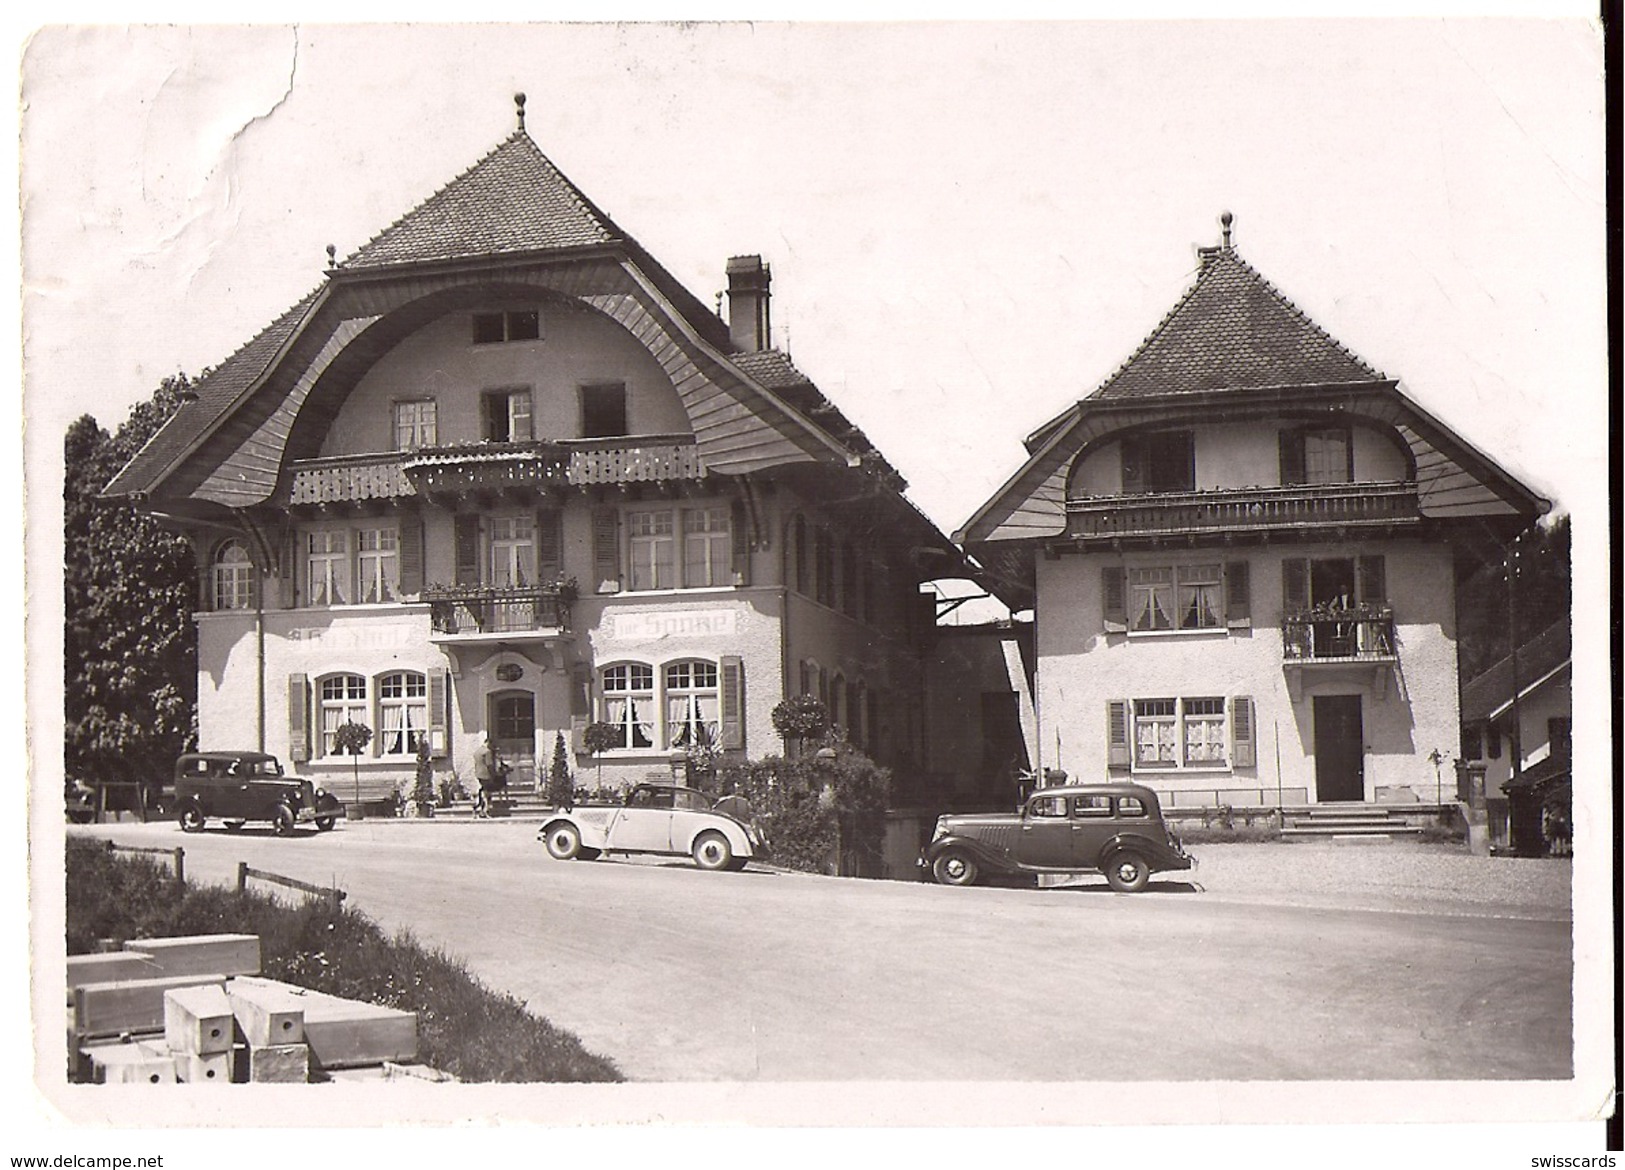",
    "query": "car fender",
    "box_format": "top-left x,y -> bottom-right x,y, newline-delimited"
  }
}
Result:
1098,831 -> 1188,871
543,809 -> 613,851
923,833 -> 1022,875
677,815 -> 754,858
